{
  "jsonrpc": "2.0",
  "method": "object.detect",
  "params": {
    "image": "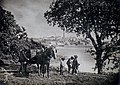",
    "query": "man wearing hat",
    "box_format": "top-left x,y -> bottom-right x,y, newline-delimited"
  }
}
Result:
72,55 -> 80,75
